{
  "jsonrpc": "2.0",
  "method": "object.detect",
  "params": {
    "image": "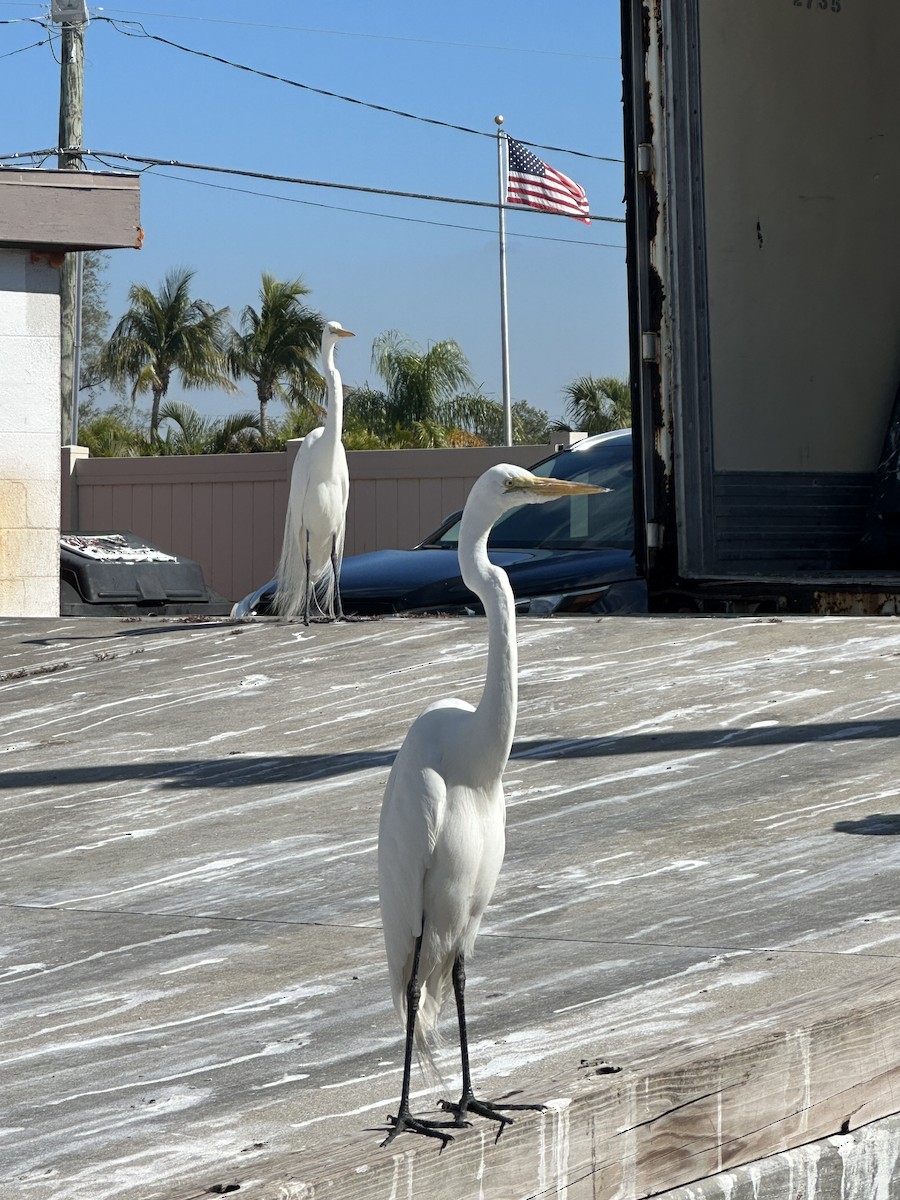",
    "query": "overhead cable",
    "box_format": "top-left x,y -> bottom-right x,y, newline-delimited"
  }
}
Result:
149,168 -> 627,249
0,35 -> 47,58
0,148 -> 626,224
86,7 -> 620,62
94,16 -> 624,165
